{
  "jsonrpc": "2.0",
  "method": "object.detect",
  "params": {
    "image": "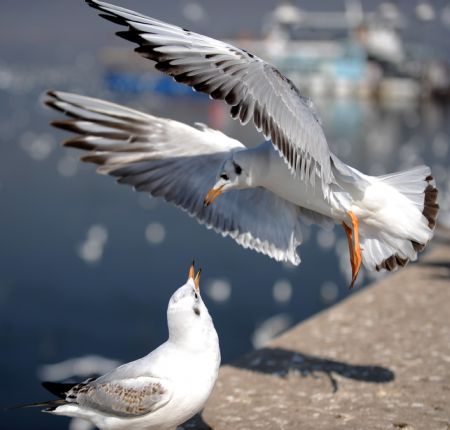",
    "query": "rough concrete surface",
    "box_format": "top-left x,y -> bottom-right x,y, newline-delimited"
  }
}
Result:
184,228 -> 450,430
